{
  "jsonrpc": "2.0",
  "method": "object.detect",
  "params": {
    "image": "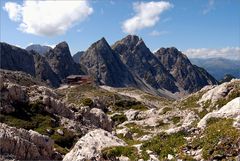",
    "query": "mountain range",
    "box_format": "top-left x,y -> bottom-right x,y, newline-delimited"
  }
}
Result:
0,35 -> 218,97
190,57 -> 240,80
